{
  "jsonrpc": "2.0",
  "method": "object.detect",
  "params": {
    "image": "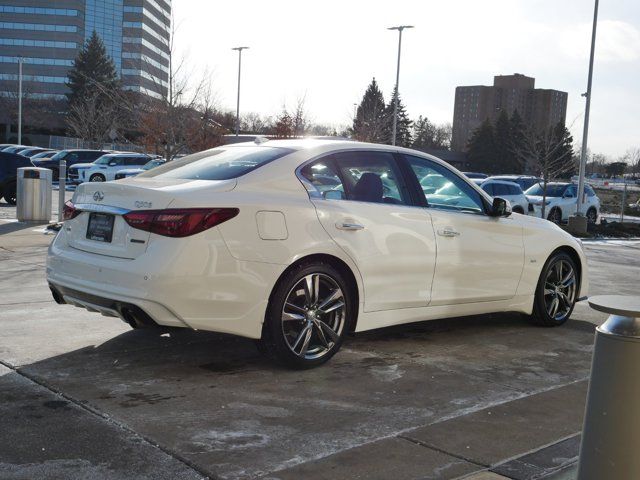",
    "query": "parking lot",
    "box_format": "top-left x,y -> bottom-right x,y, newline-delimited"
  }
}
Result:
1,195 -> 638,480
